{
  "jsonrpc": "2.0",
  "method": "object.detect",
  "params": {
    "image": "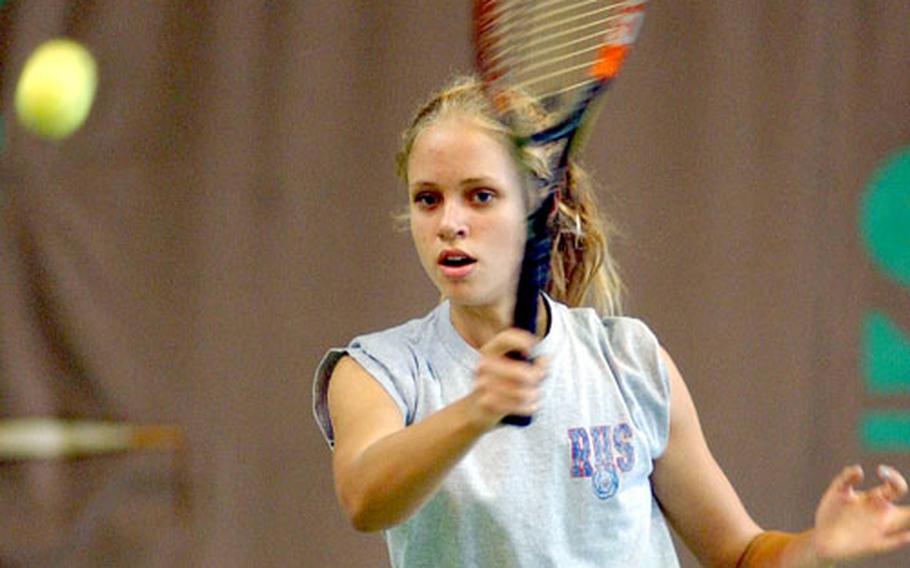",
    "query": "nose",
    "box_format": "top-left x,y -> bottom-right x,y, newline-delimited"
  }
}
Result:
437,201 -> 468,241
